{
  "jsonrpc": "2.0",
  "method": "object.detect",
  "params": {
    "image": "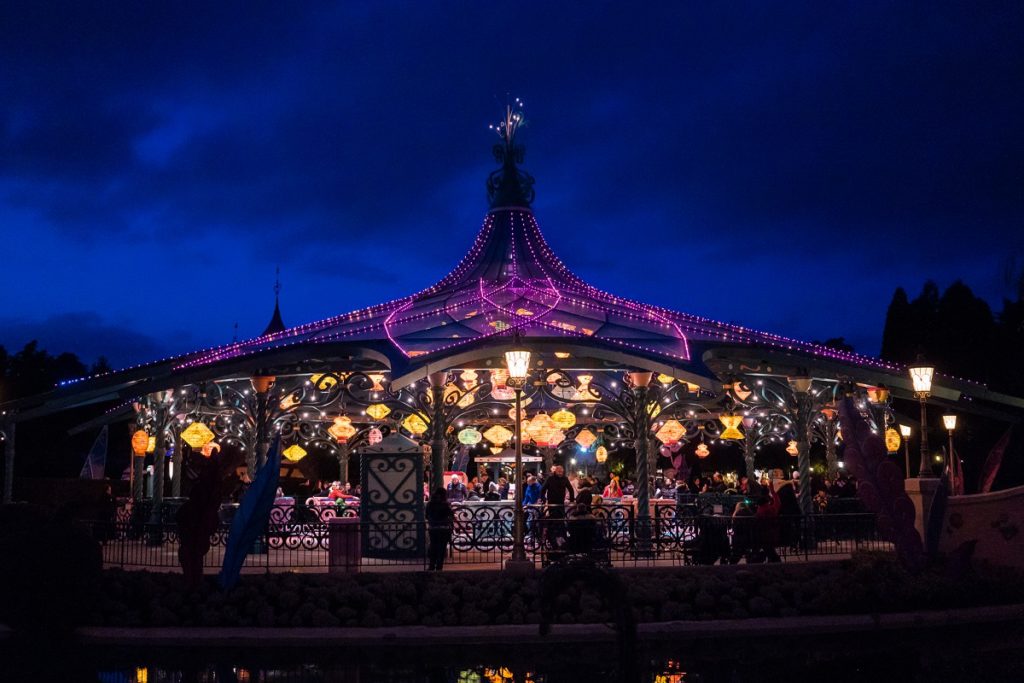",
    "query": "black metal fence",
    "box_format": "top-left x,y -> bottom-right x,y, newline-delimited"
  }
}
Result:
85,500 -> 888,572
